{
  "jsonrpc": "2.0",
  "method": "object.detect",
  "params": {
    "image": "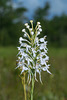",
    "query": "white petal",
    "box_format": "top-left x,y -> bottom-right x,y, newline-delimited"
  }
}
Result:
47,70 -> 51,74
29,73 -> 31,84
45,56 -> 49,61
22,29 -> 25,32
24,33 -> 27,37
18,57 -> 20,59
39,28 -> 42,32
39,71 -> 42,83
37,56 -> 39,60
44,35 -> 47,39
19,37 -> 23,44
40,38 -> 44,42
25,23 -> 28,26
17,47 -> 20,50
31,32 -> 34,35
37,22 -> 40,24
38,25 -> 41,28
35,72 -> 38,82
37,31 -> 40,36
26,25 -> 30,29
40,58 -> 46,65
